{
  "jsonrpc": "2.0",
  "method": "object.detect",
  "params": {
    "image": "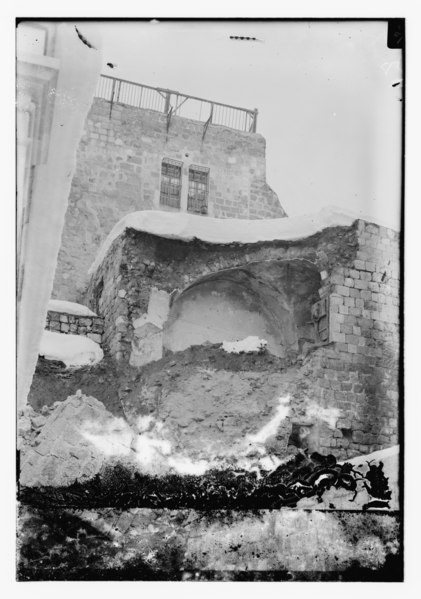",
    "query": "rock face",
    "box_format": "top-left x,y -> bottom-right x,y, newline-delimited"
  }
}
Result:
19,393 -> 134,487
